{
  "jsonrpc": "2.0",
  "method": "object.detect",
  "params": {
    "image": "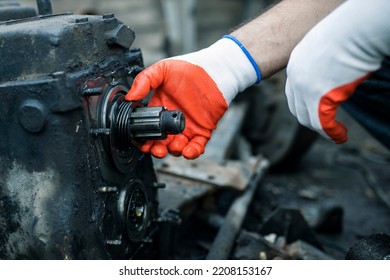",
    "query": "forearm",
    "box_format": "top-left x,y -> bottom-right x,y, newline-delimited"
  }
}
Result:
231,0 -> 344,78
